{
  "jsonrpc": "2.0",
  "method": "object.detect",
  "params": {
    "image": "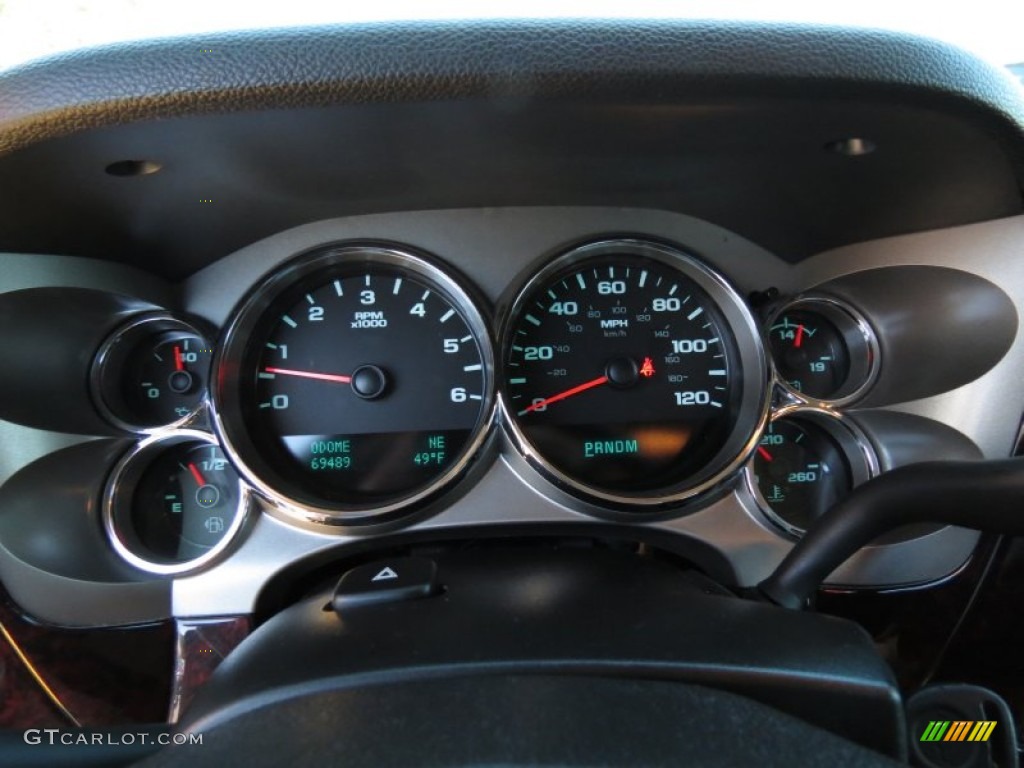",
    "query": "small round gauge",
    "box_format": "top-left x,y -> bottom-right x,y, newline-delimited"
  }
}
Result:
104,432 -> 248,574
213,244 -> 495,524
92,314 -> 213,430
767,298 -> 878,404
499,238 -> 769,509
751,412 -> 874,535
